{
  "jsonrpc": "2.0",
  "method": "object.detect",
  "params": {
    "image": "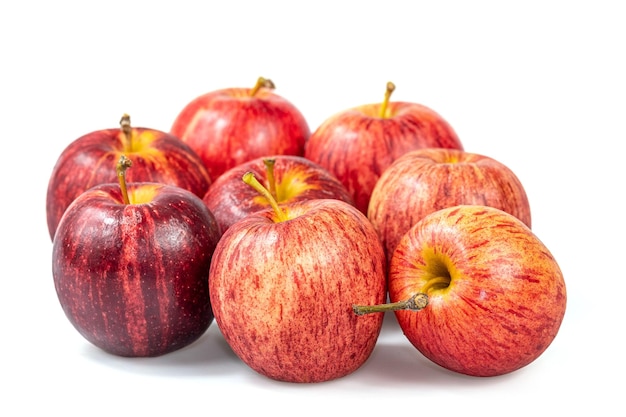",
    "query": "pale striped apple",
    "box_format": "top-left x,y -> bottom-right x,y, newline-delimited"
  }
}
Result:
368,147 -> 532,261
354,205 -> 566,377
209,173 -> 386,383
